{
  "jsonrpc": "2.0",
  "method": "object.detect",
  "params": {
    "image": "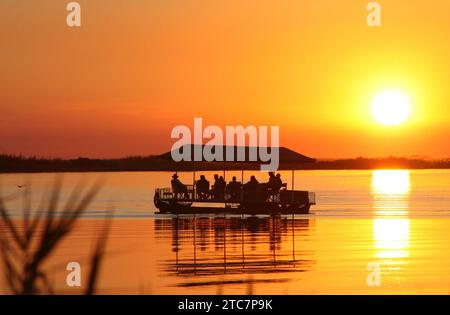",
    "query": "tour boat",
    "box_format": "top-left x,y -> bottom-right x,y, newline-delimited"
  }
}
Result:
154,187 -> 315,215
153,145 -> 316,216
